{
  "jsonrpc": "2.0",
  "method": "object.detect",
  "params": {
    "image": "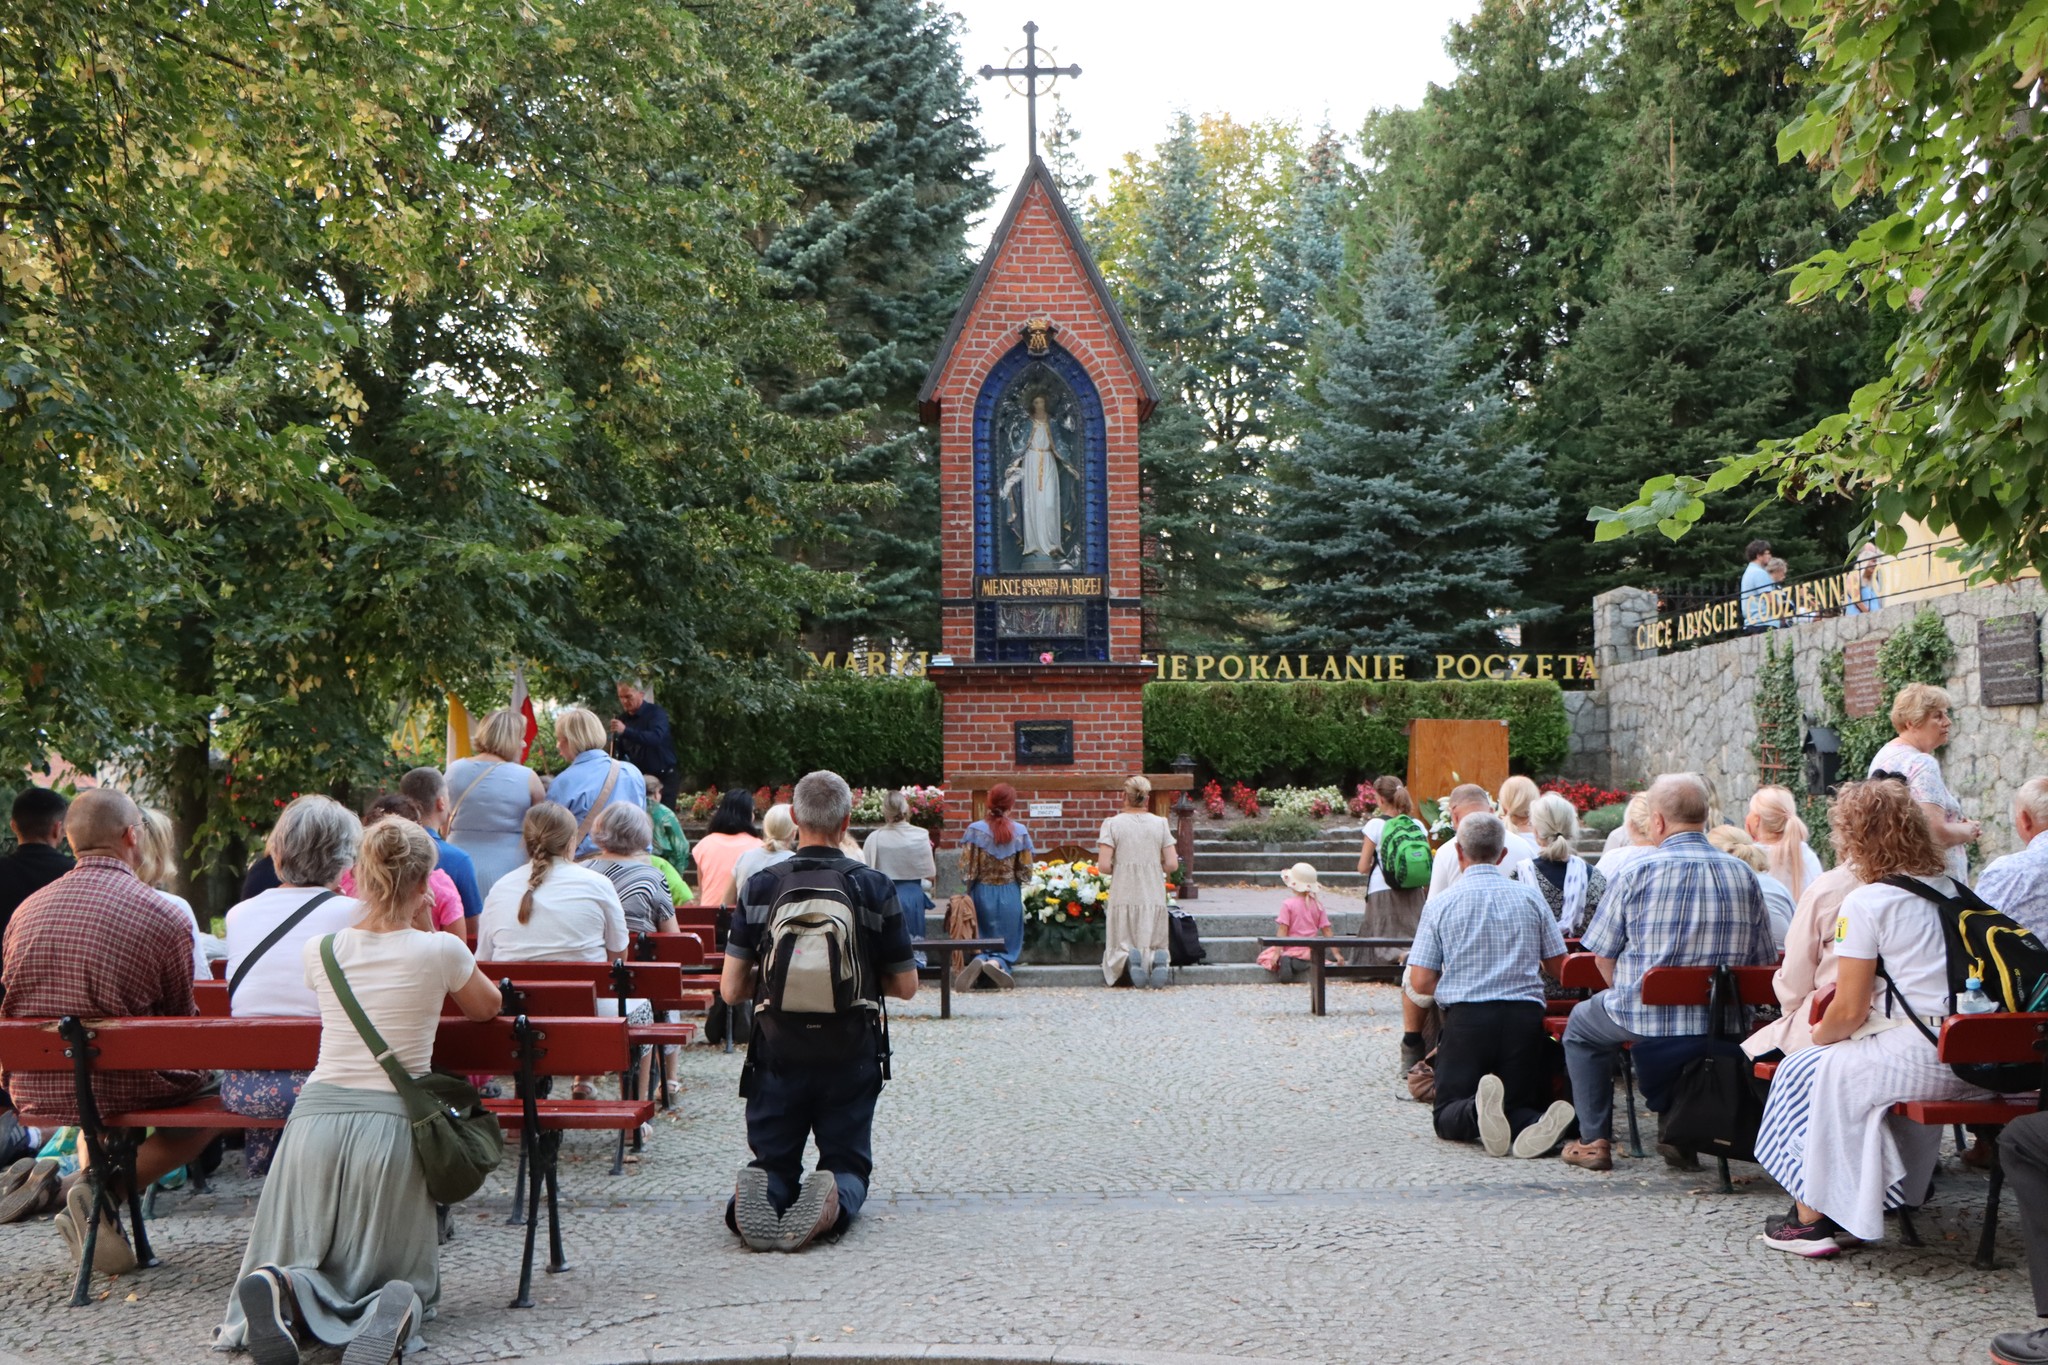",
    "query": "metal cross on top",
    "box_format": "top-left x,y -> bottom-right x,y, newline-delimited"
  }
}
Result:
978,21 -> 1080,162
